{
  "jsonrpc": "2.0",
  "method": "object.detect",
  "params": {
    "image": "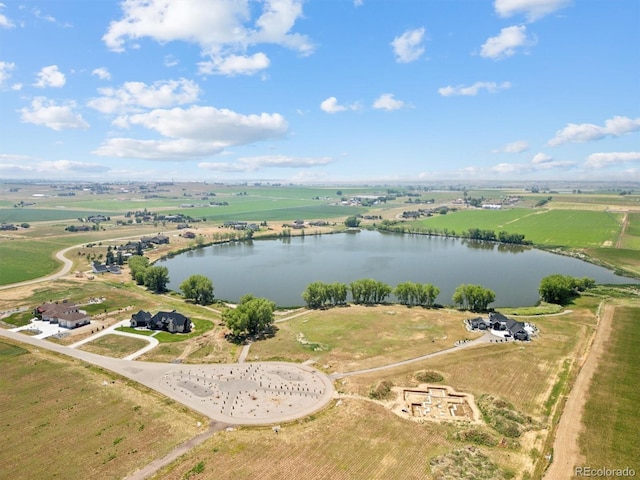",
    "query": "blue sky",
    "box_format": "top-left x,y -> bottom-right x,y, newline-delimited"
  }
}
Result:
0,0 -> 639,183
